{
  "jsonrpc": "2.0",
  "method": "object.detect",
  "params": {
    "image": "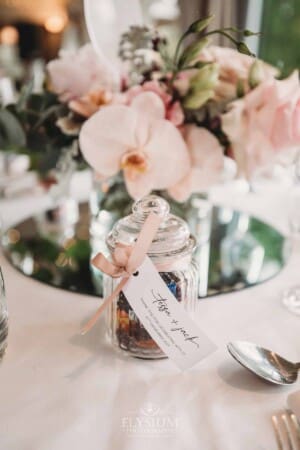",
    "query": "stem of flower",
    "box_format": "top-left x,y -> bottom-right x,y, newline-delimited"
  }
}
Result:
202,29 -> 238,46
173,30 -> 190,67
